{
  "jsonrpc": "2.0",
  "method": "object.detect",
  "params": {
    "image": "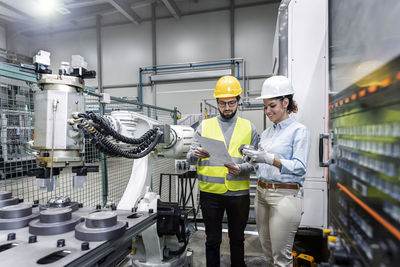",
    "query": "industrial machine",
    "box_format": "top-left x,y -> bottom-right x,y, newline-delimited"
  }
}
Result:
272,1 -> 400,266
323,0 -> 400,266
0,51 -> 195,266
327,55 -> 400,267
